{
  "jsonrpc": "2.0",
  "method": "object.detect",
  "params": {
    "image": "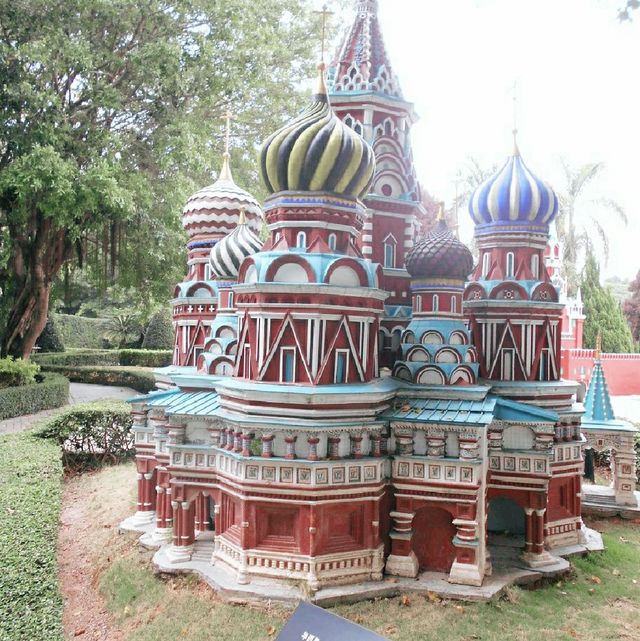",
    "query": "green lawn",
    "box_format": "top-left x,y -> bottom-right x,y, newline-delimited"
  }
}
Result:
0,430 -> 64,641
